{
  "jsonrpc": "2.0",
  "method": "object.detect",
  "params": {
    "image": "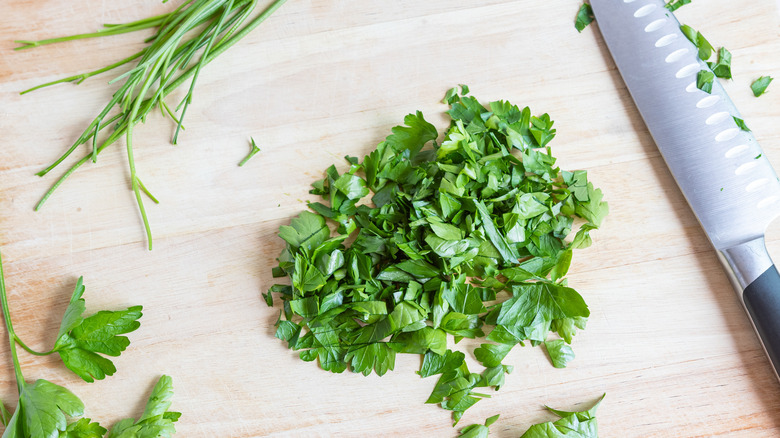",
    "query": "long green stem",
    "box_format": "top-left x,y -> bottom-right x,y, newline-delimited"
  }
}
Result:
0,252 -> 25,392
27,0 -> 288,249
20,50 -> 145,95
14,11 -> 174,50
14,336 -> 53,357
